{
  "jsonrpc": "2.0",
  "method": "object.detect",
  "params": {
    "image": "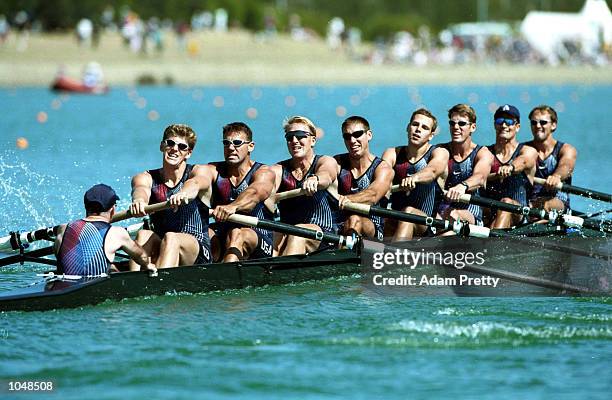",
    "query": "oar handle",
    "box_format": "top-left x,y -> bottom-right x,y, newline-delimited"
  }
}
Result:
111,199 -> 180,223
274,188 -> 307,202
456,193 -> 547,219
533,177 -> 562,189
390,184 -> 409,193
534,177 -> 612,203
